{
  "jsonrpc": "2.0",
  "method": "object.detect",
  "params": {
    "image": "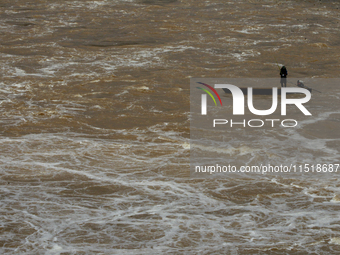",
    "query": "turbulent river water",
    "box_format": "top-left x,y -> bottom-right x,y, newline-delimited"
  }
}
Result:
1,0 -> 340,254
